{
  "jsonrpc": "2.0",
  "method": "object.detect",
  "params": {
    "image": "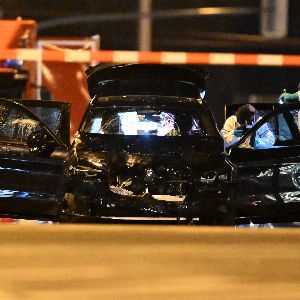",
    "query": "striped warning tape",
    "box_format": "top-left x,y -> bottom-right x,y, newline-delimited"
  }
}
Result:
1,49 -> 300,66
